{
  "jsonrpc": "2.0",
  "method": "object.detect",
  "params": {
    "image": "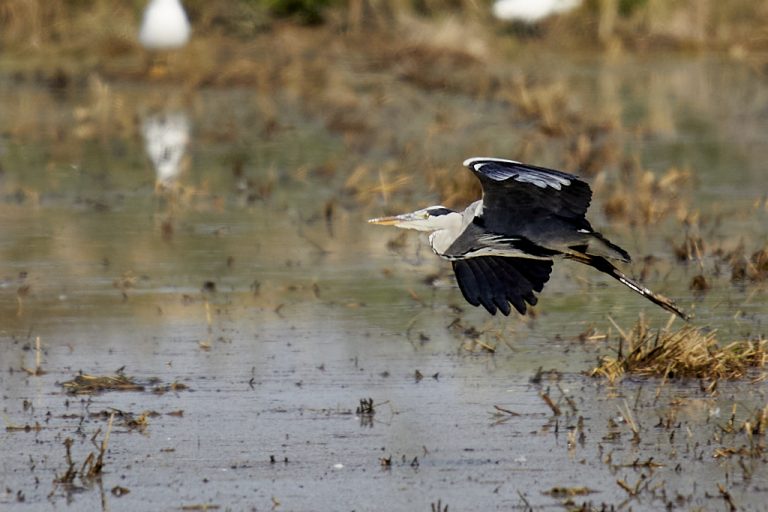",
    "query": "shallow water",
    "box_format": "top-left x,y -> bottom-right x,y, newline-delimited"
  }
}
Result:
1,53 -> 767,511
